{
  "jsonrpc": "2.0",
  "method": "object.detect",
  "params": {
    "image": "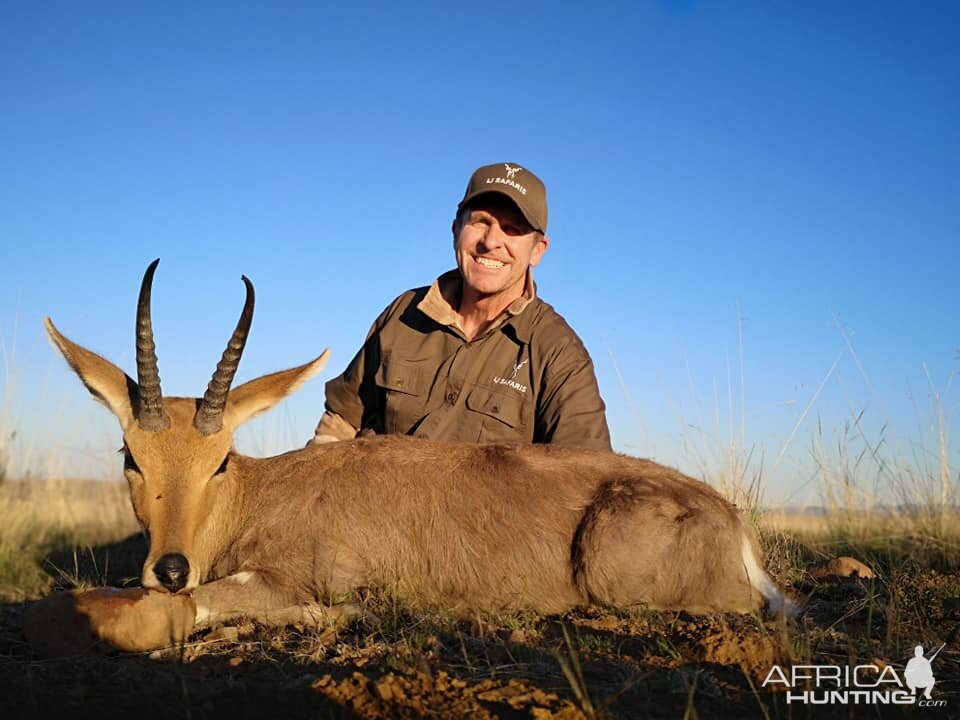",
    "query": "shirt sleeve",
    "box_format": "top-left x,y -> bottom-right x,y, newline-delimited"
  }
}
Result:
321,295 -> 404,434
534,336 -> 612,451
